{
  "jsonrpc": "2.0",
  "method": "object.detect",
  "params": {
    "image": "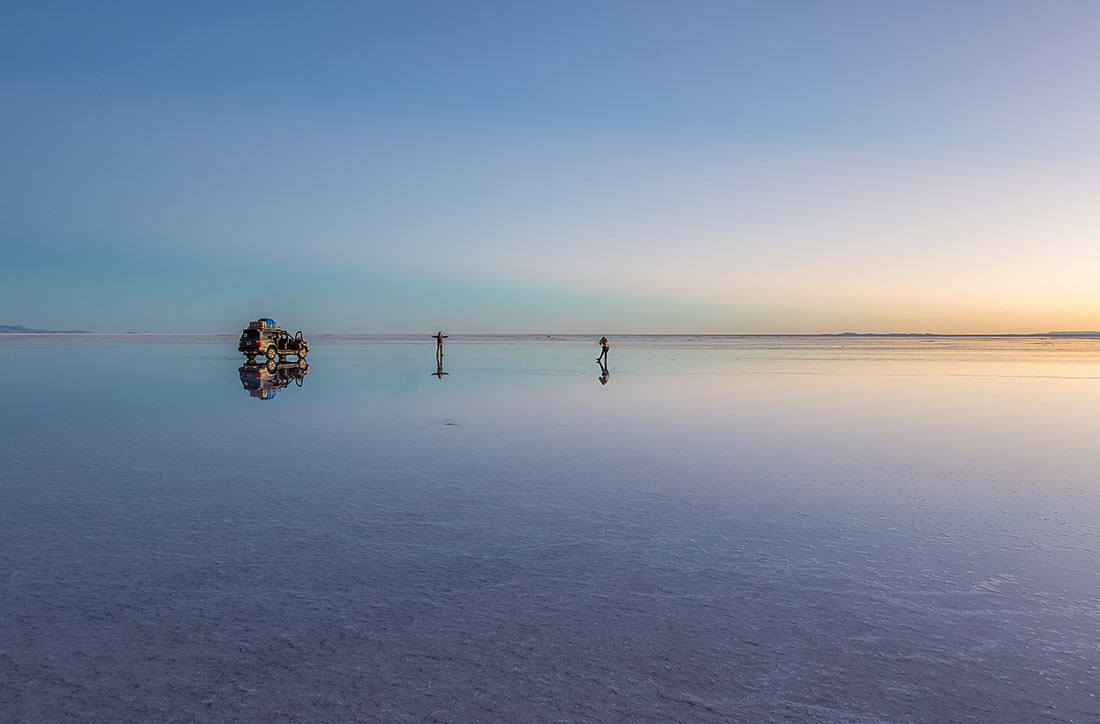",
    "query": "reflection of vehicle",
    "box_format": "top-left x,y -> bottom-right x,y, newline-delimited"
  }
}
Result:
238,360 -> 309,400
238,318 -> 309,362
